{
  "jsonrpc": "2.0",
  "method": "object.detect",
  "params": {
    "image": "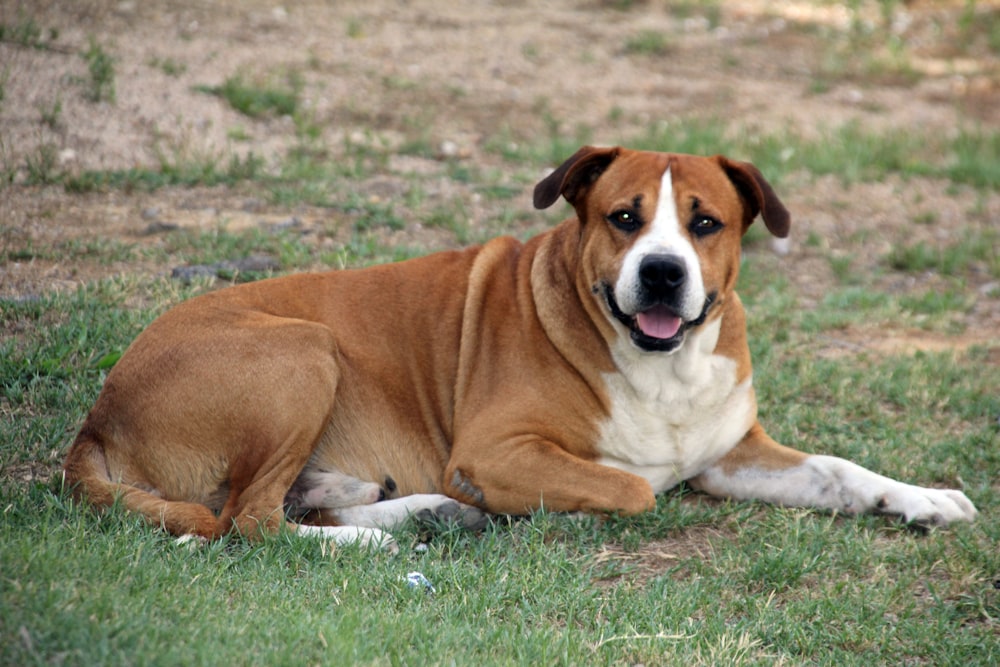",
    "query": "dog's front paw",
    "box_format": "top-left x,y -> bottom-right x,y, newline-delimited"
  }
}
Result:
880,485 -> 978,527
